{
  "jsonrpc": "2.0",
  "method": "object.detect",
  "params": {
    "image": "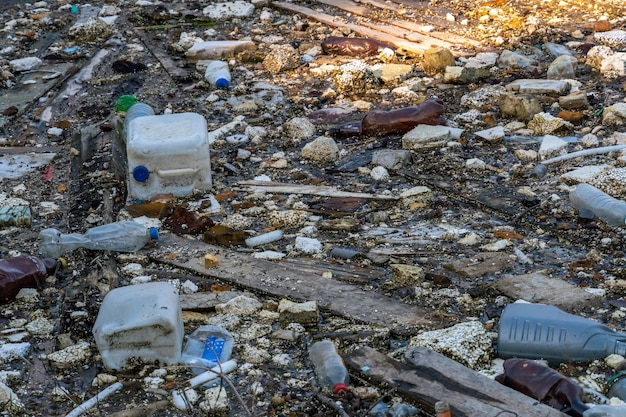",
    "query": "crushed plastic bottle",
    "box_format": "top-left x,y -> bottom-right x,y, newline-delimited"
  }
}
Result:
0,255 -> 64,300
38,220 -> 158,258
497,302 -> 626,363
569,183 -> 626,227
331,98 -> 447,138
309,339 -> 350,395
181,325 -> 234,376
204,60 -> 231,89
607,371 -> 626,403
321,36 -> 396,56
496,358 -> 589,417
